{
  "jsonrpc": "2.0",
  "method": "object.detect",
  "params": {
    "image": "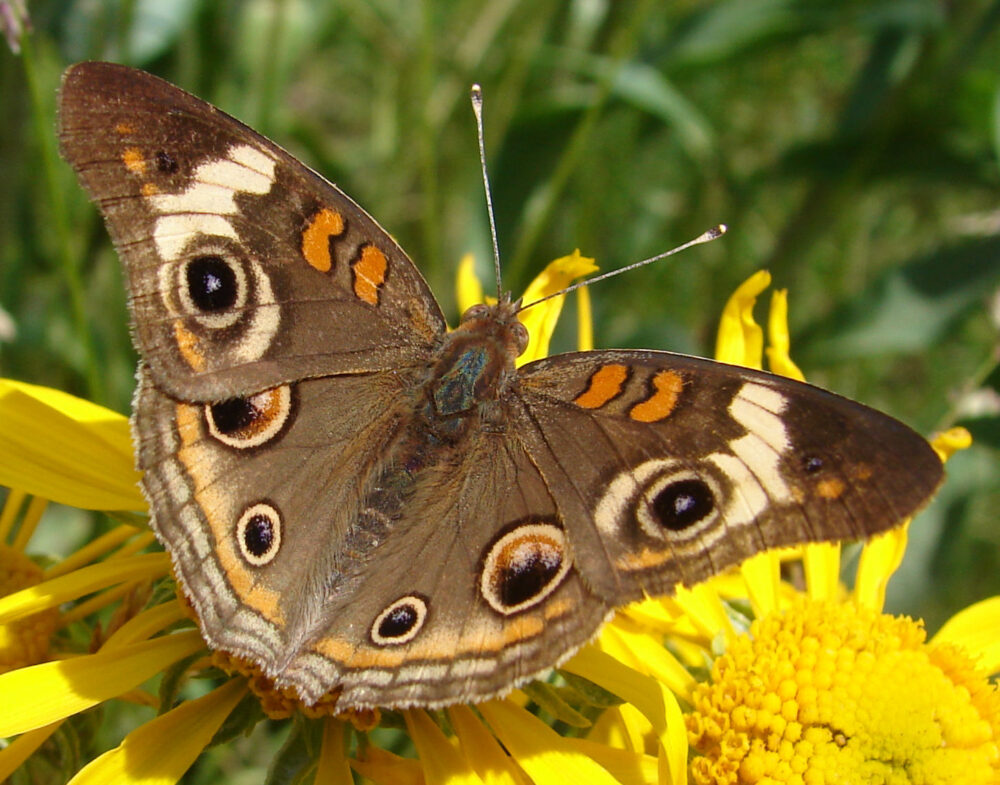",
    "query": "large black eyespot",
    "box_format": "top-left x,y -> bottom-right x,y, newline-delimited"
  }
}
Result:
210,397 -> 258,434
236,503 -> 282,566
650,478 -> 715,531
370,595 -> 428,645
379,605 -> 417,638
205,385 -> 293,449
244,514 -> 274,557
480,522 -> 571,615
186,255 -> 237,312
